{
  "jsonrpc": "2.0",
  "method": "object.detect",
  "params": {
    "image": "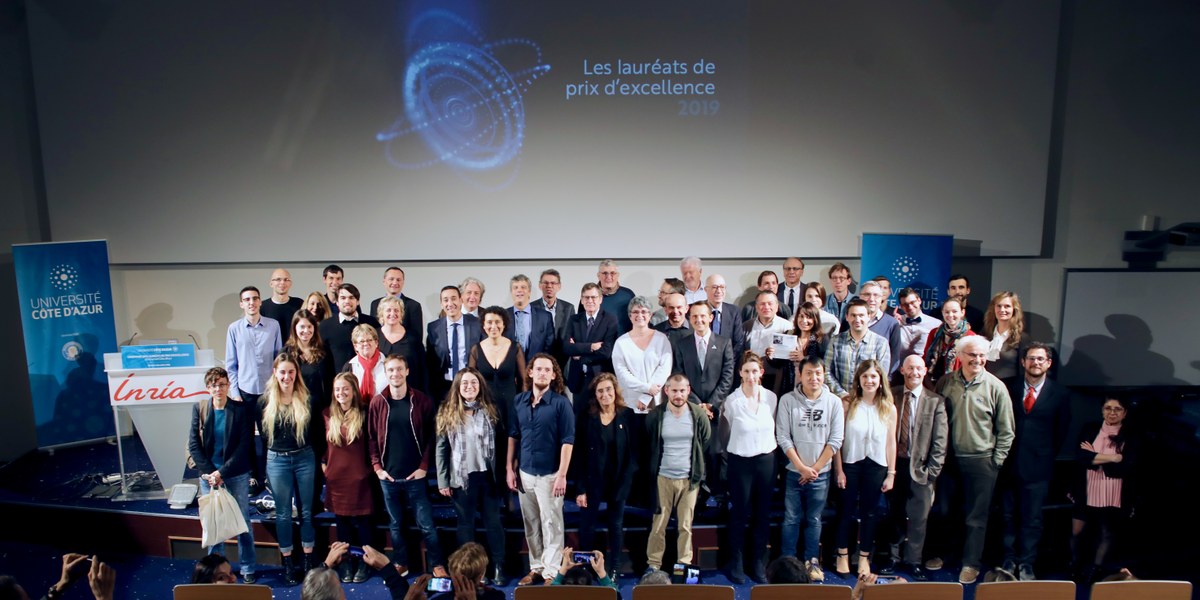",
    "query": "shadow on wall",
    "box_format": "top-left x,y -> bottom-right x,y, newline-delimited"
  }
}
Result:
133,303 -> 200,348
1059,314 -> 1187,386
39,349 -> 112,443
207,293 -> 242,359
1024,310 -> 1057,346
